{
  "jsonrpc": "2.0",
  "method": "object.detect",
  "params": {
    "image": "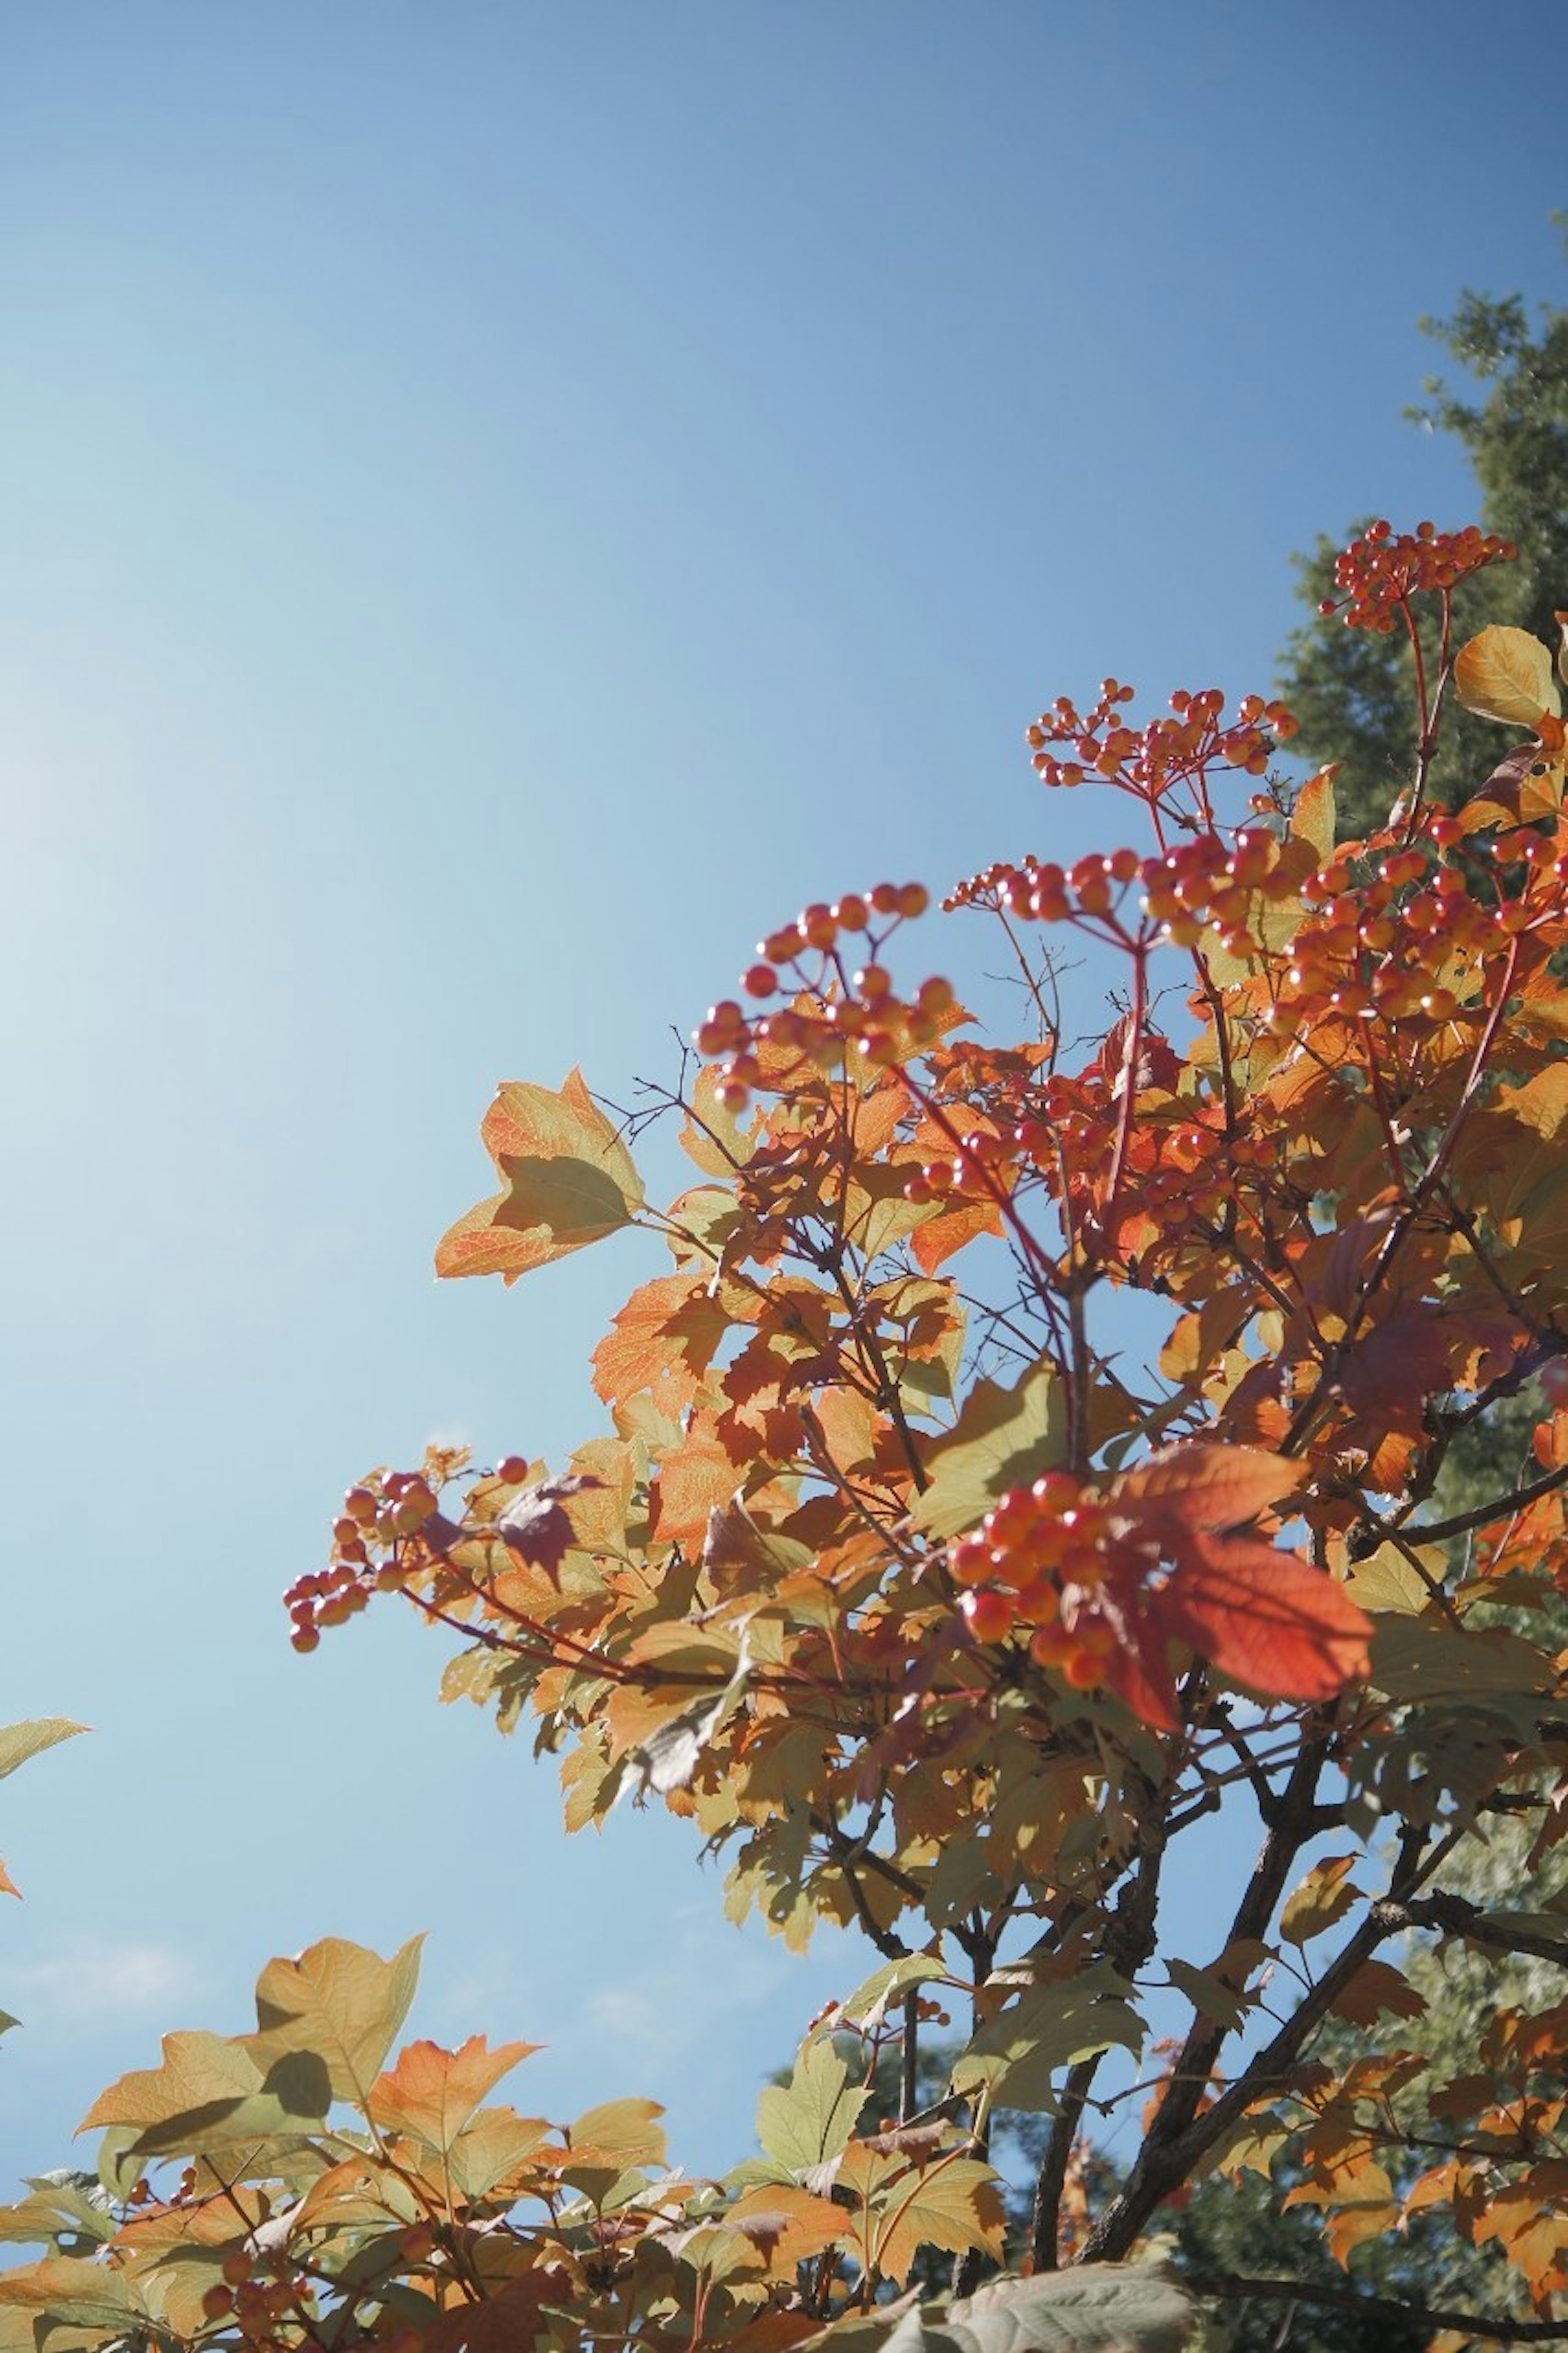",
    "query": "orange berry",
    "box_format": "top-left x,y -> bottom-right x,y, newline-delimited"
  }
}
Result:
962,1589 -> 1017,1644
